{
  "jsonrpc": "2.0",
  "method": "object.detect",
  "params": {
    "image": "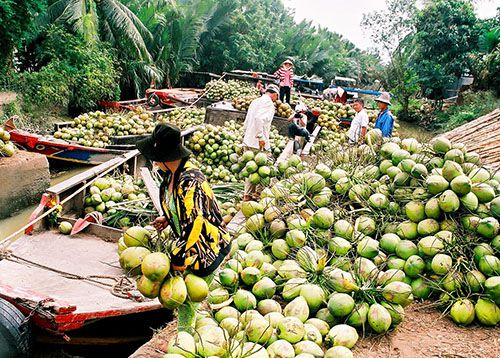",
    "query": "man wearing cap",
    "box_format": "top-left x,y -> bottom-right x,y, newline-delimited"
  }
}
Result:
242,85 -> 279,201
374,92 -> 394,137
274,59 -> 294,104
136,123 -> 231,330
